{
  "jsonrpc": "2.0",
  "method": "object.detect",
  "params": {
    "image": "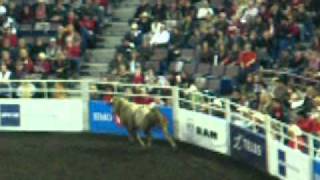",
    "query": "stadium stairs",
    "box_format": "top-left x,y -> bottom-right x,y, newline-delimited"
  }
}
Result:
80,0 -> 139,80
